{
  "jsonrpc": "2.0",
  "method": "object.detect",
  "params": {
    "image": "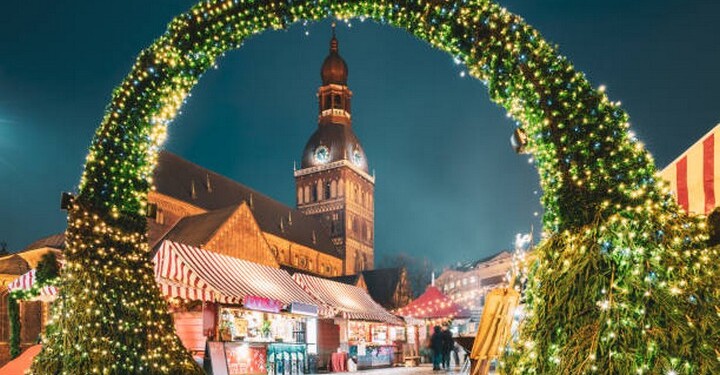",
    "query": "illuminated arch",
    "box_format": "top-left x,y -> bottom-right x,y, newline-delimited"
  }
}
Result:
31,1 -> 718,374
